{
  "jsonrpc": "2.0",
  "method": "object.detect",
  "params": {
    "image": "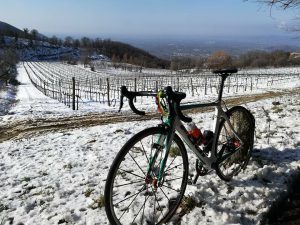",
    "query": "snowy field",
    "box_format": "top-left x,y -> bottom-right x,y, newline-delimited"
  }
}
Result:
0,65 -> 300,225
